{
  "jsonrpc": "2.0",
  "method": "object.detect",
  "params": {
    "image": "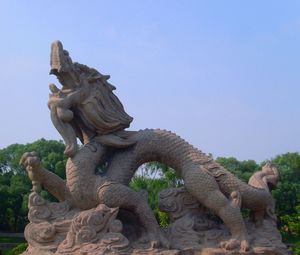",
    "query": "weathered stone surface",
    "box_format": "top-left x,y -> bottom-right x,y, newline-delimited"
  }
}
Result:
20,41 -> 290,254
